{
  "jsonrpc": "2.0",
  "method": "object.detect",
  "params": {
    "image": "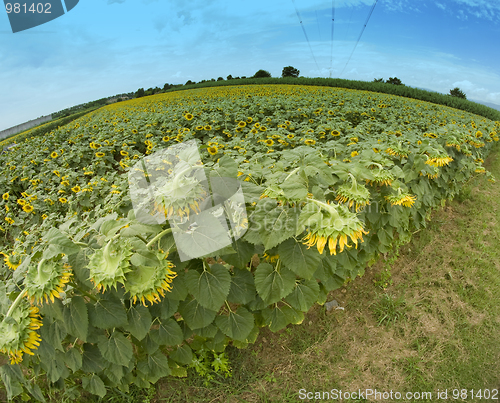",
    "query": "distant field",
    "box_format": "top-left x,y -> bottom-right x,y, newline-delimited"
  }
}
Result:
0,84 -> 499,401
